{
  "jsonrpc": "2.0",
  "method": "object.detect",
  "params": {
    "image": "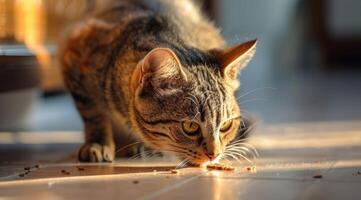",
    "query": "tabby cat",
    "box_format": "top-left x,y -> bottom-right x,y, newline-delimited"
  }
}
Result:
60,0 -> 257,166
